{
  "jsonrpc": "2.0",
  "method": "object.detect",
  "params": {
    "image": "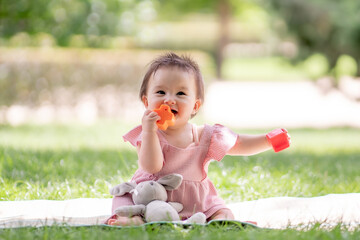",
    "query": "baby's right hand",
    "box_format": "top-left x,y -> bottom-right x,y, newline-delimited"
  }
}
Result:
142,110 -> 160,133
